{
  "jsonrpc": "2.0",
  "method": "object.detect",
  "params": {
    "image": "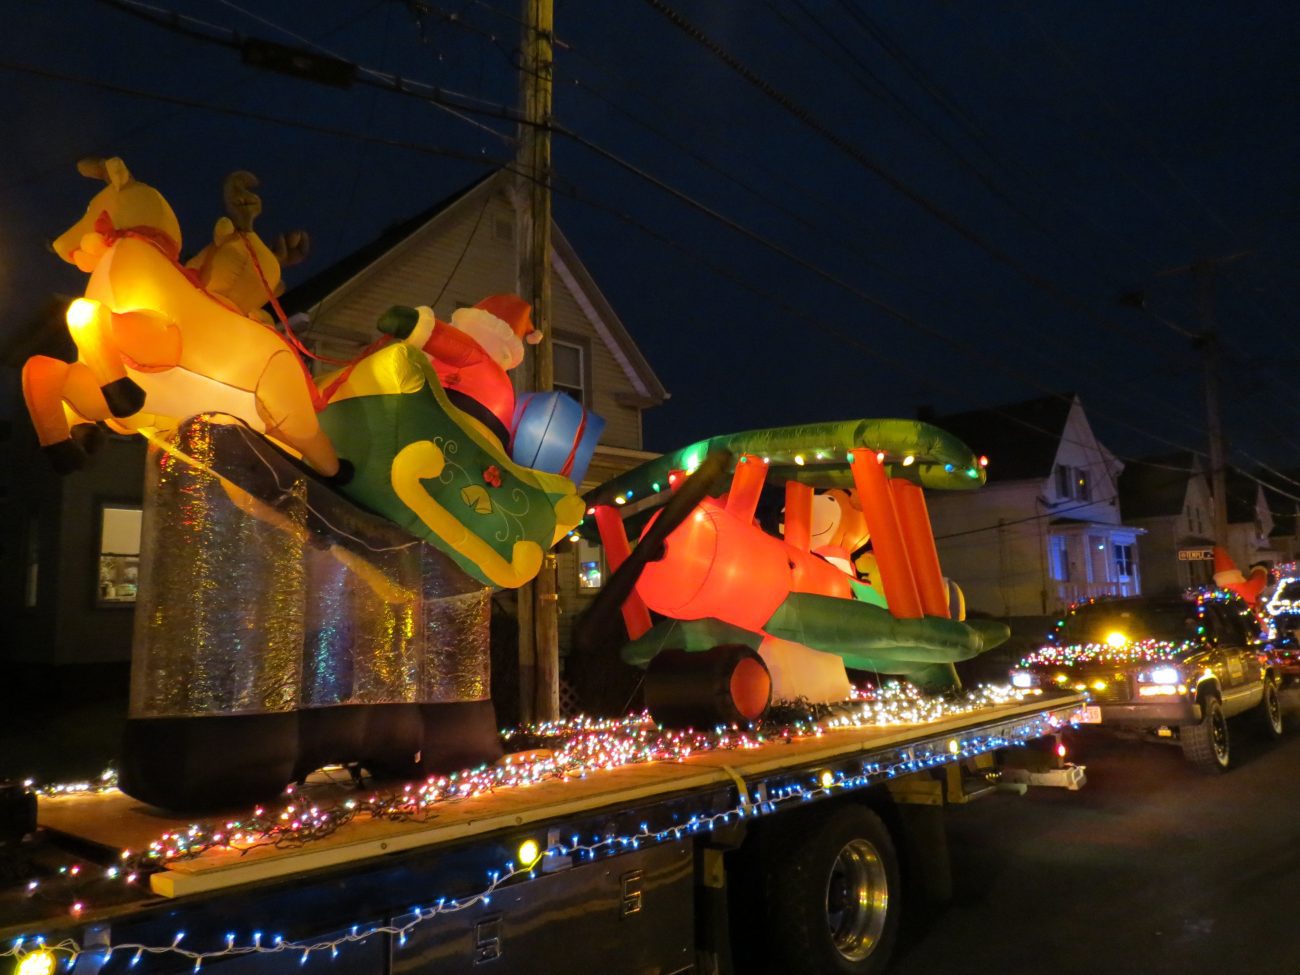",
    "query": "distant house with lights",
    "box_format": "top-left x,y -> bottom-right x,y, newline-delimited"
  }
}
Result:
0,171 -> 667,700
1117,452 -> 1215,594
924,394 -> 1143,626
